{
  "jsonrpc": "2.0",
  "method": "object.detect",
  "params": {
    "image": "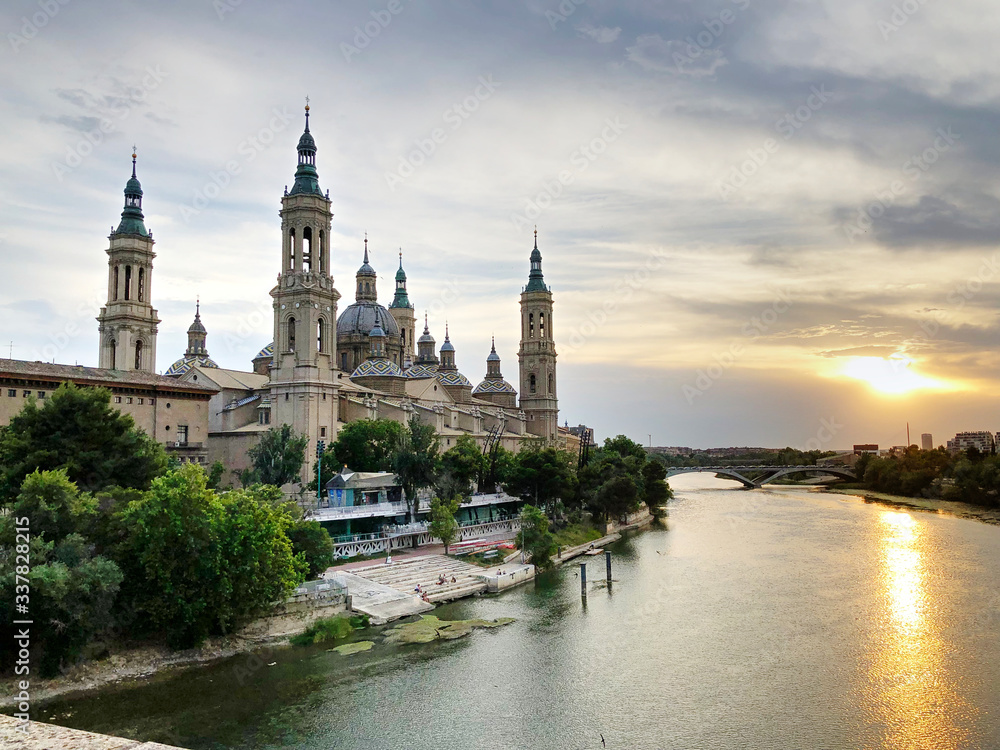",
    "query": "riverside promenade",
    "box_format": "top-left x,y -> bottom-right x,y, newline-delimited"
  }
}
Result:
0,715 -> 186,749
